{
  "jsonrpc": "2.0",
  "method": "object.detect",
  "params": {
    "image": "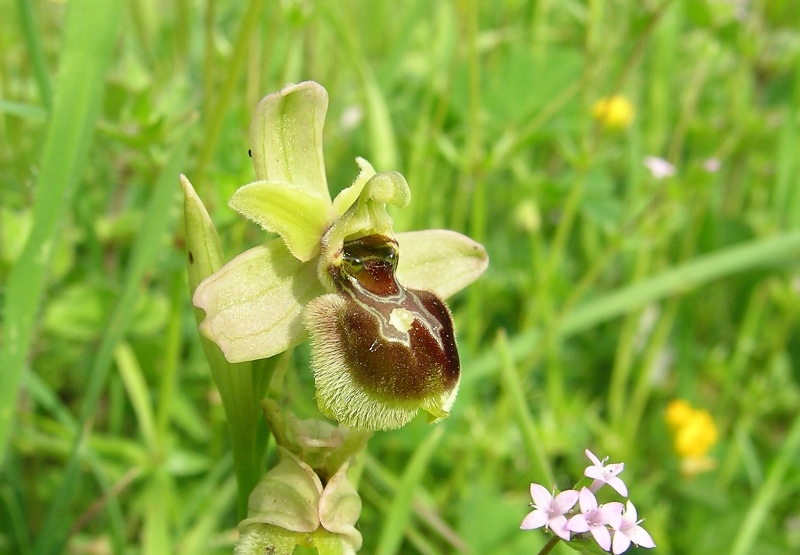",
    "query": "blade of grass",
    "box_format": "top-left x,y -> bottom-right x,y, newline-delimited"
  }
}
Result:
729,411 -> 800,555
464,230 -> 800,385
15,0 -> 53,109
0,100 -> 48,121
375,426 -> 444,555
33,126 -> 191,555
114,342 -> 158,455
195,0 -> 264,197
0,0 -> 123,467
496,330 -> 555,486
